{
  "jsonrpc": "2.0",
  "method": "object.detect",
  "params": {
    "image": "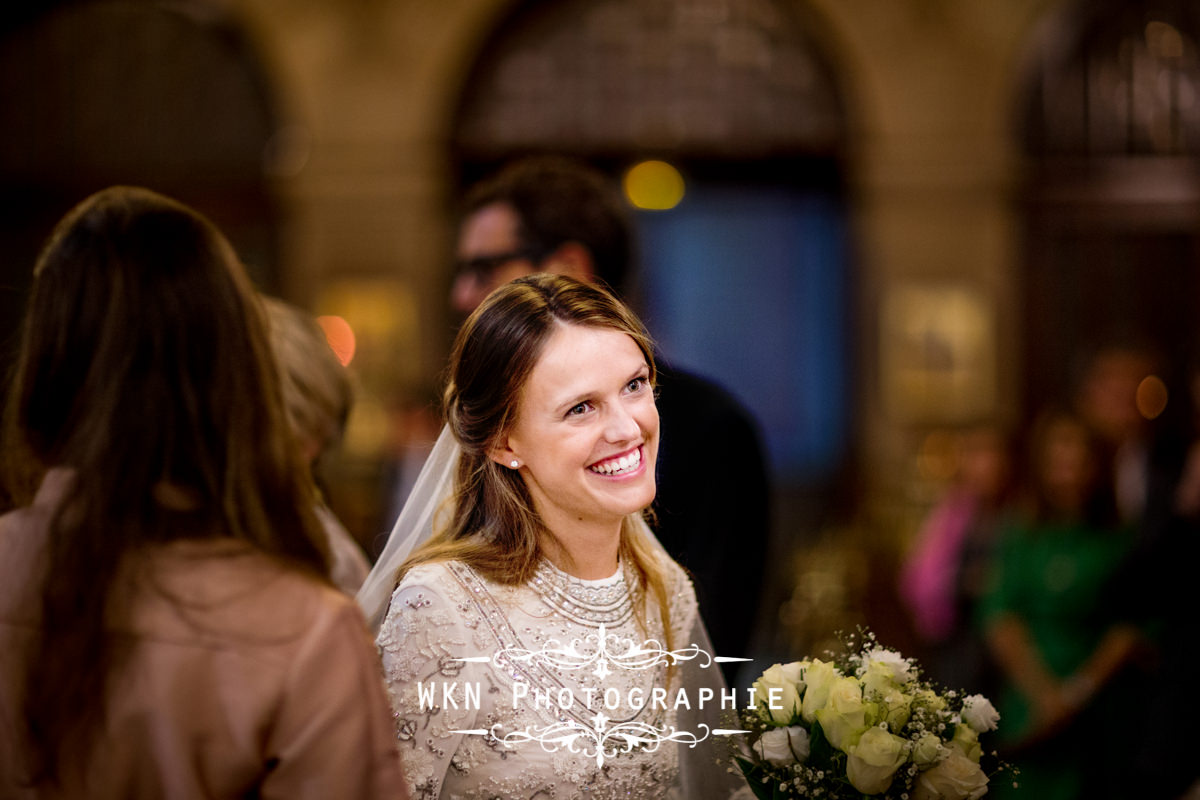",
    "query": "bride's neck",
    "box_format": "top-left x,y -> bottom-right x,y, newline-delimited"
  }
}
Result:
541,523 -> 622,580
